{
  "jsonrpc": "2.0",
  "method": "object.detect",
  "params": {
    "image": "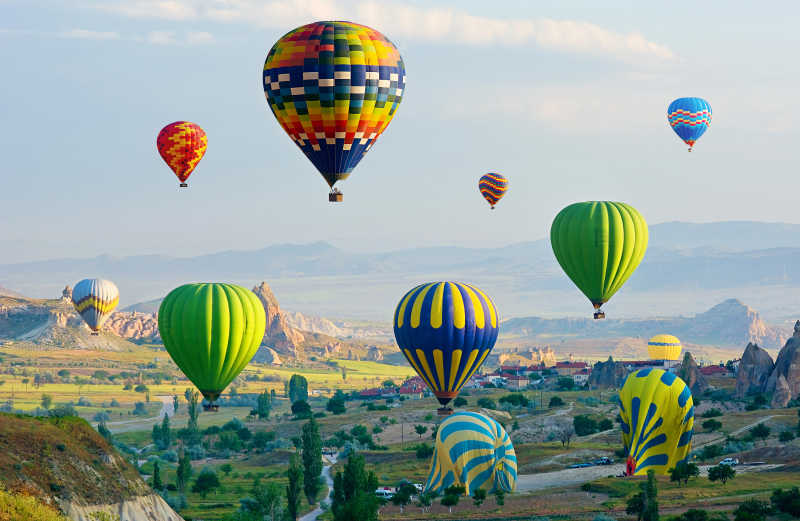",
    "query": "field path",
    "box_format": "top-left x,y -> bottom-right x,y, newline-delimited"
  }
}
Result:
299,455 -> 336,521
95,395 -> 174,433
